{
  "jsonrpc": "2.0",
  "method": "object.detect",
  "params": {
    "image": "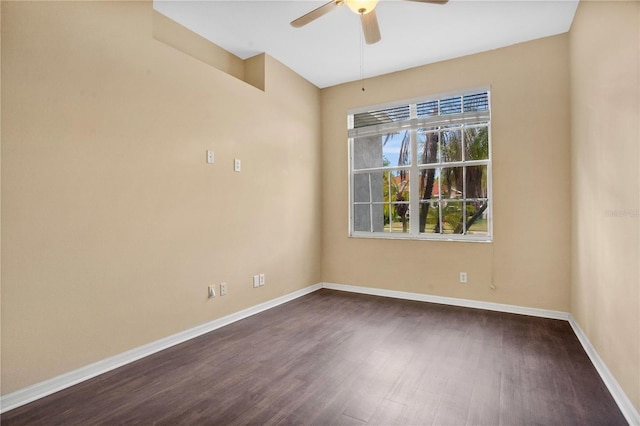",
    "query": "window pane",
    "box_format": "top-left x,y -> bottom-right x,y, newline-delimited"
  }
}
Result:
384,170 -> 409,232
354,105 -> 410,128
463,92 -> 489,112
353,173 -> 371,203
383,132 -> 410,167
352,131 -> 410,170
465,165 -> 488,199
440,96 -> 462,115
385,203 -> 410,233
419,201 -> 440,234
353,204 -> 371,232
418,168 -> 438,201
353,135 -> 383,170
464,126 -> 489,160
442,201 -> 464,234
384,170 -> 410,203
417,129 -> 439,165
466,201 -> 489,235
441,167 -> 463,199
417,100 -> 438,117
441,127 -> 462,163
